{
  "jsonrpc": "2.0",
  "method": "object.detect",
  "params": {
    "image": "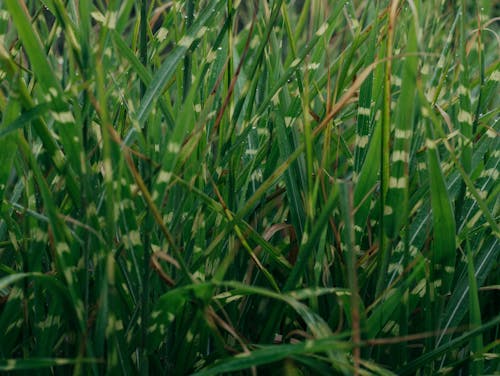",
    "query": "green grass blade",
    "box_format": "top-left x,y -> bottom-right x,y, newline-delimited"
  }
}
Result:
420,108 -> 457,296
0,358 -> 98,371
398,314 -> 500,376
192,338 -> 353,376
5,0 -> 64,104
465,237 -> 484,374
384,11 -> 418,239
0,100 -> 20,203
136,0 -> 226,125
